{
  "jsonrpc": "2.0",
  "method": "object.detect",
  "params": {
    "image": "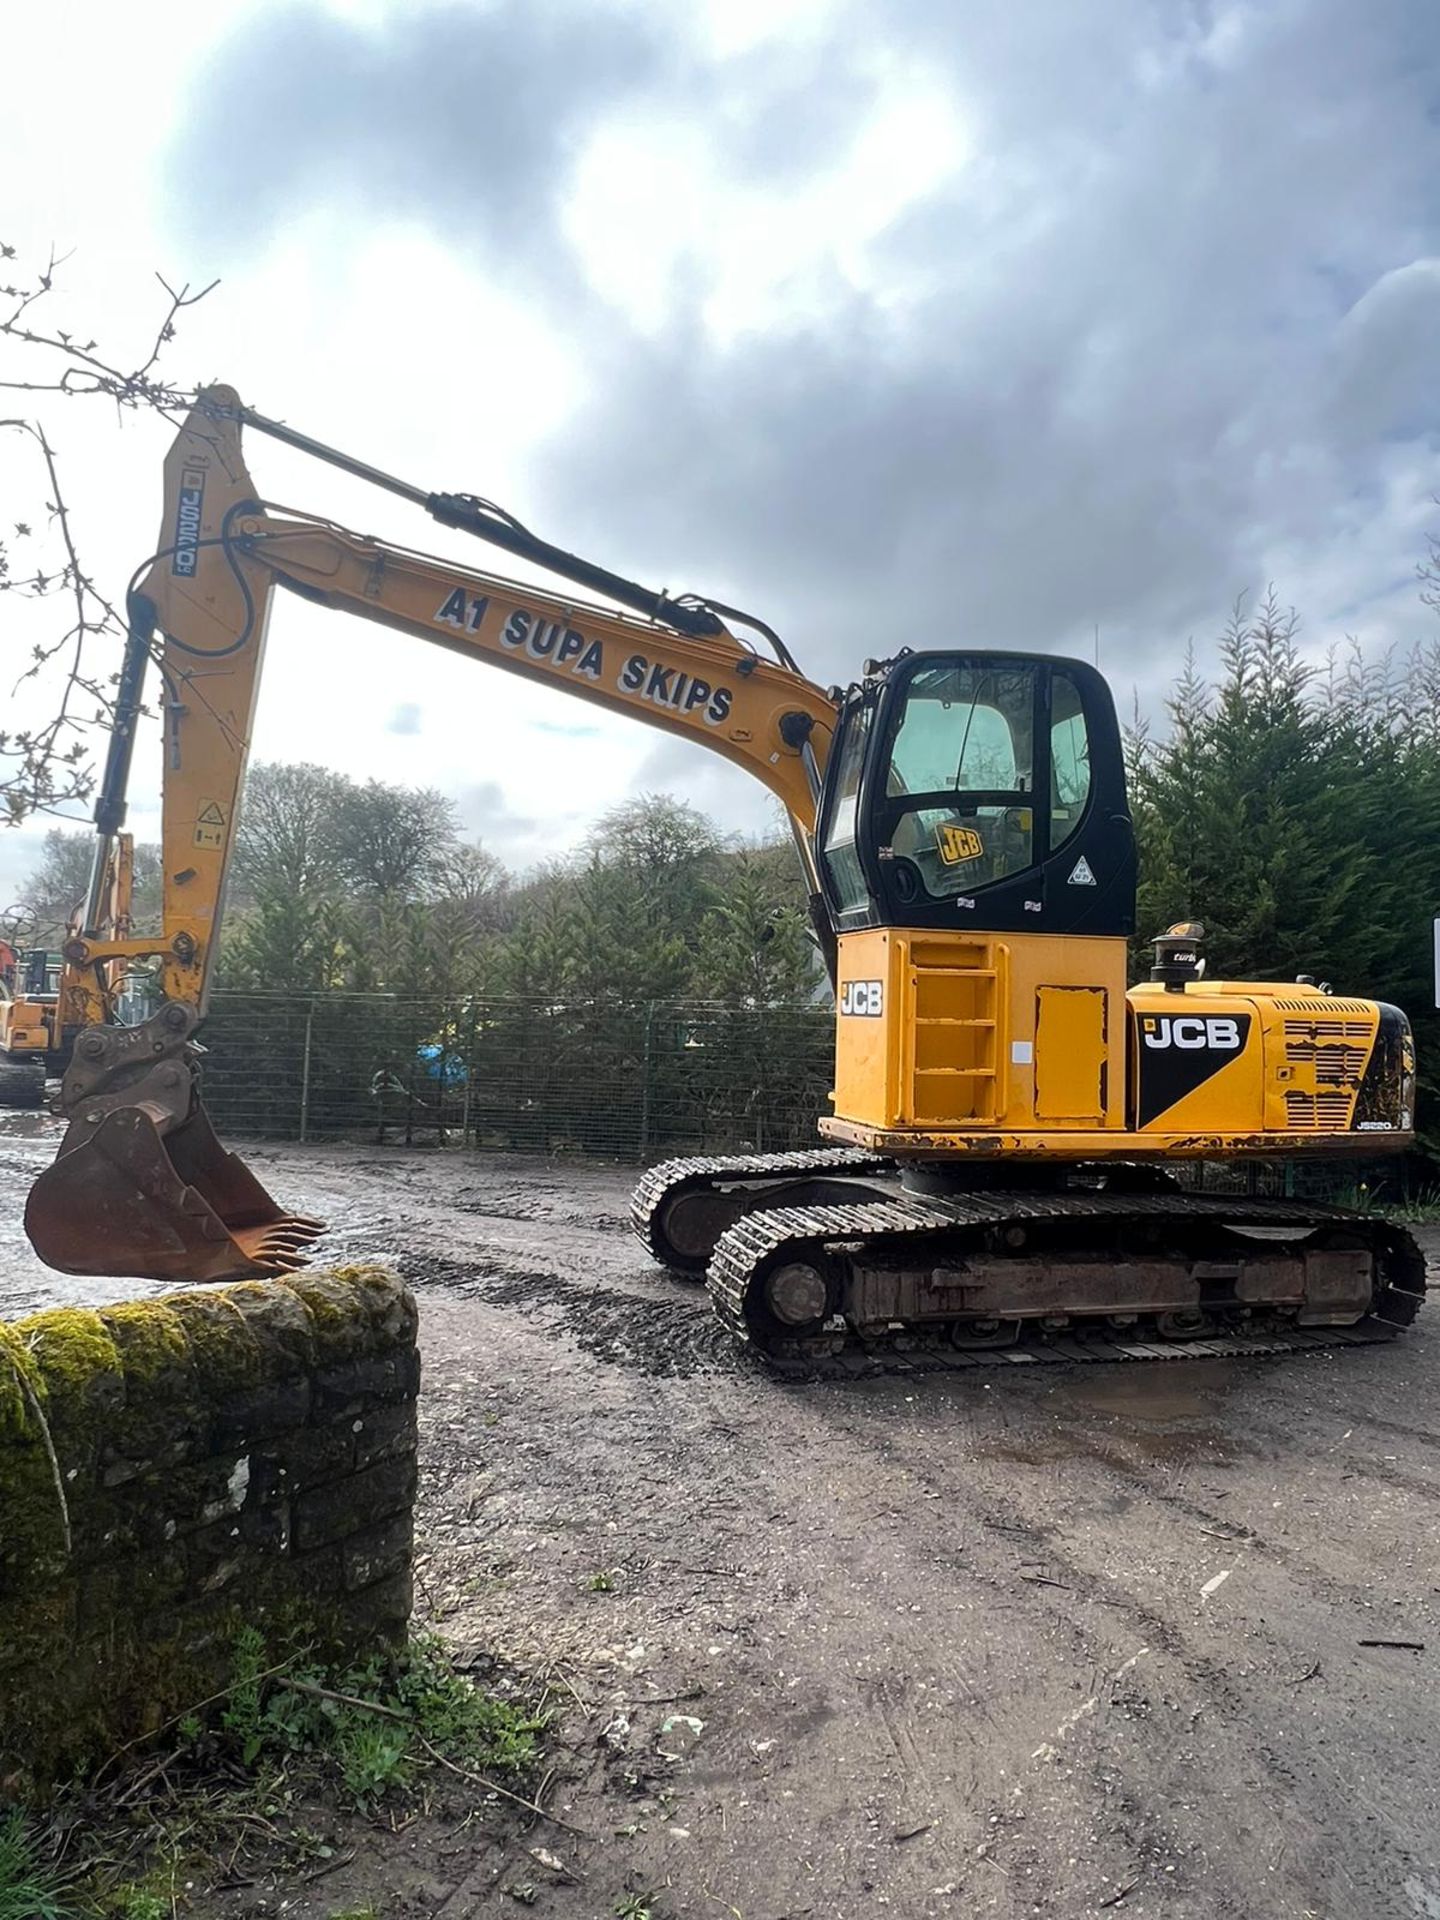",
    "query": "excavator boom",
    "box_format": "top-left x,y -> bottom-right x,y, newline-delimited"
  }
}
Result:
25,387 -> 835,1282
